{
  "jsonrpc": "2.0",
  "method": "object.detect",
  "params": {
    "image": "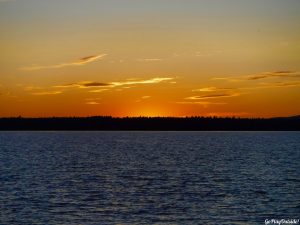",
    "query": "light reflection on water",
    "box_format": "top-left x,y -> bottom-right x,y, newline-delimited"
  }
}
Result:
0,131 -> 299,225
